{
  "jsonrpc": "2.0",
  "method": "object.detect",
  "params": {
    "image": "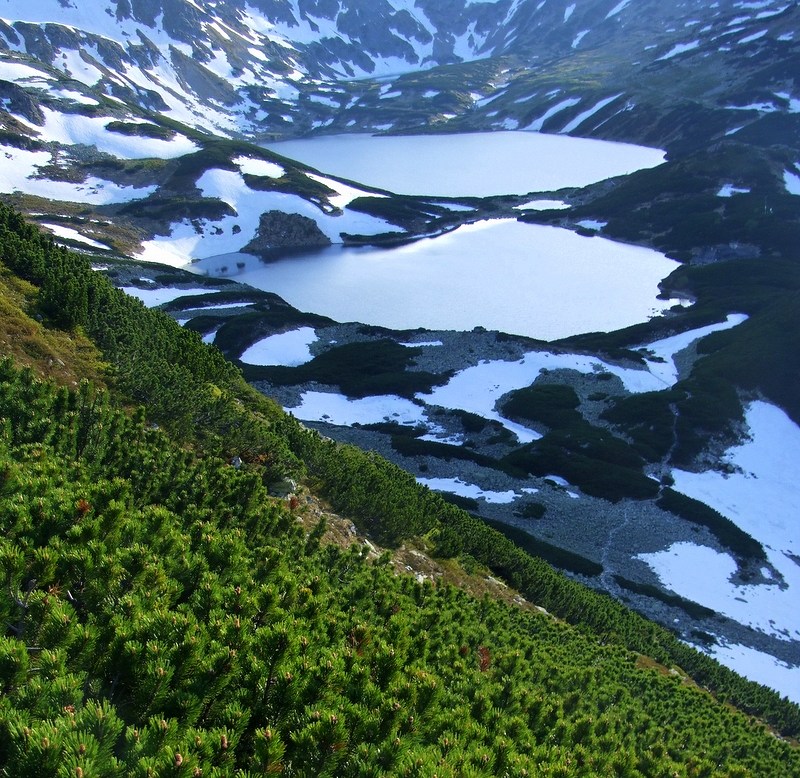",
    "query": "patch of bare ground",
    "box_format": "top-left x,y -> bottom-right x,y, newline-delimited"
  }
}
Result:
0,265 -> 107,386
287,486 -> 542,615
